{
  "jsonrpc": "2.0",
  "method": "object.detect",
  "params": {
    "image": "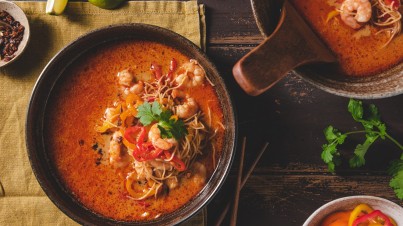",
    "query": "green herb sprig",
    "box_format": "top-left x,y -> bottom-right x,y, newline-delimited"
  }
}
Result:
321,99 -> 403,199
136,101 -> 188,140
